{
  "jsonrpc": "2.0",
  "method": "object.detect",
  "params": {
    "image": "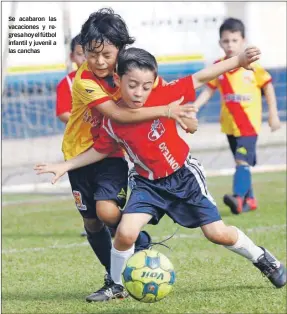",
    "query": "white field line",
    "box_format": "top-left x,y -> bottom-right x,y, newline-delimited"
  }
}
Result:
2,224 -> 286,255
2,164 -> 286,194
